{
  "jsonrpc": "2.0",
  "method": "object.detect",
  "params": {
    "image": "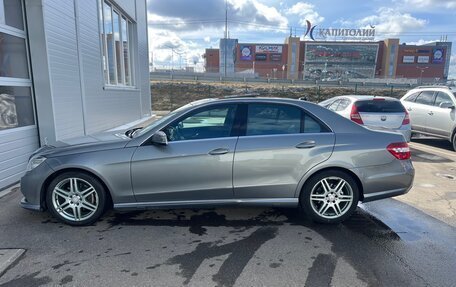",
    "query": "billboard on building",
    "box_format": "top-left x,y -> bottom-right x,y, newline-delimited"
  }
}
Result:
255,53 -> 267,61
432,48 -> 444,63
402,56 -> 415,63
220,38 -> 238,74
304,43 -> 379,80
417,56 -> 429,63
270,54 -> 282,61
255,45 -> 283,54
240,45 -> 253,60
